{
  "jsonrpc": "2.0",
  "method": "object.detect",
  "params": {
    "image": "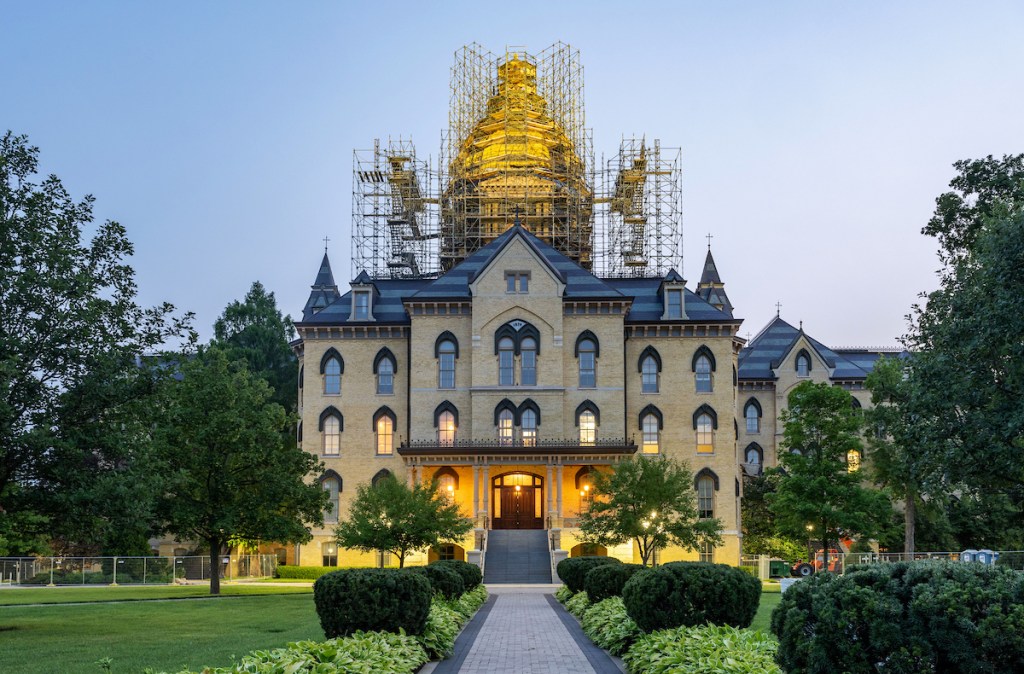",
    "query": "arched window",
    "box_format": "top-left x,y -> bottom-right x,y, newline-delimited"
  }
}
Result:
498,337 -> 515,386
744,398 -> 762,434
578,338 -> 597,388
796,349 -> 811,377
434,467 -> 458,500
373,348 -> 396,395
371,469 -> 393,487
642,414 -> 660,454
521,408 -> 537,446
497,408 -> 514,445
641,356 -> 659,393
745,443 -> 763,467
847,449 -> 862,473
321,472 -> 341,524
437,411 -> 456,445
437,338 -> 457,389
696,413 -> 714,454
373,408 -> 395,456
694,354 -> 712,393
579,411 -> 596,446
520,336 -> 537,386
697,474 -> 715,519
321,348 -> 343,395
319,407 -> 343,456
